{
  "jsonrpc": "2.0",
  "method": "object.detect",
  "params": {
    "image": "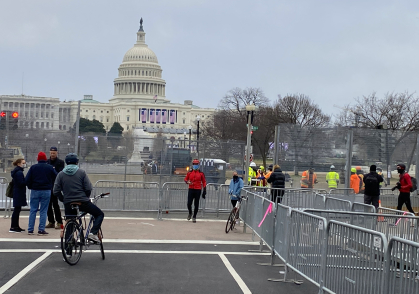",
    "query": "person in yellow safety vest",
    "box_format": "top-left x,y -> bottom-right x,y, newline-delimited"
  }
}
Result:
301,167 -> 318,188
356,166 -> 365,192
376,167 -> 387,187
326,165 -> 340,189
248,162 -> 257,185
